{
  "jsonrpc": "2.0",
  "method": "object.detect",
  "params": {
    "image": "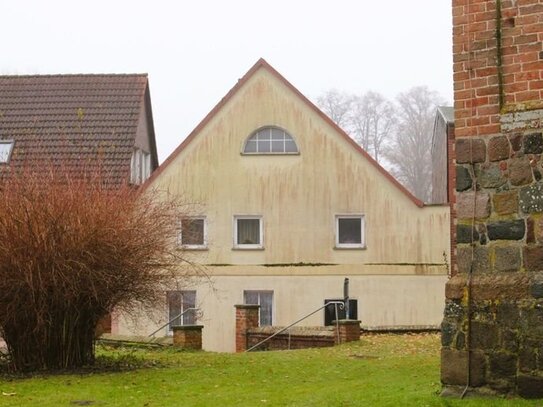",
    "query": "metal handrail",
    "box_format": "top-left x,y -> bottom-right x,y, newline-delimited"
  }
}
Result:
245,301 -> 345,352
148,307 -> 199,338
